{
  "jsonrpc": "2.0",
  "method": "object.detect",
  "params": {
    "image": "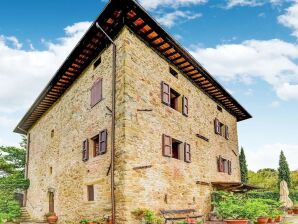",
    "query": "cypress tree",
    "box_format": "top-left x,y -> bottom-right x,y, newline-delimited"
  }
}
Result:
278,150 -> 291,188
239,147 -> 248,183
